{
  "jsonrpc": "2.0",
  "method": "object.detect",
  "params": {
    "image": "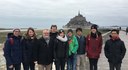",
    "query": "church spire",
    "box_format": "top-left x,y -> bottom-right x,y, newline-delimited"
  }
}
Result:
78,10 -> 80,16
78,10 -> 81,16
